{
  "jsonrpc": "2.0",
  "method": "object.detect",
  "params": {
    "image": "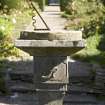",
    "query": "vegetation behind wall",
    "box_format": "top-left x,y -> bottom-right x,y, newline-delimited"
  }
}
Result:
0,0 -> 32,58
60,0 -> 72,11
62,0 -> 105,66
